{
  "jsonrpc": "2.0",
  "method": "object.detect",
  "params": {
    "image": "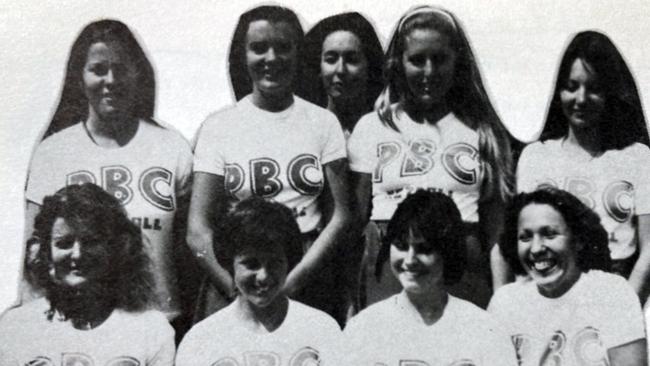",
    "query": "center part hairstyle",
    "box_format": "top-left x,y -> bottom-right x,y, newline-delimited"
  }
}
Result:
377,5 -> 515,201
502,187 -> 612,275
540,30 -> 649,149
297,12 -> 384,112
214,196 -> 303,275
28,183 -> 154,316
46,19 -> 155,140
228,5 -> 304,101
383,190 -> 466,285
